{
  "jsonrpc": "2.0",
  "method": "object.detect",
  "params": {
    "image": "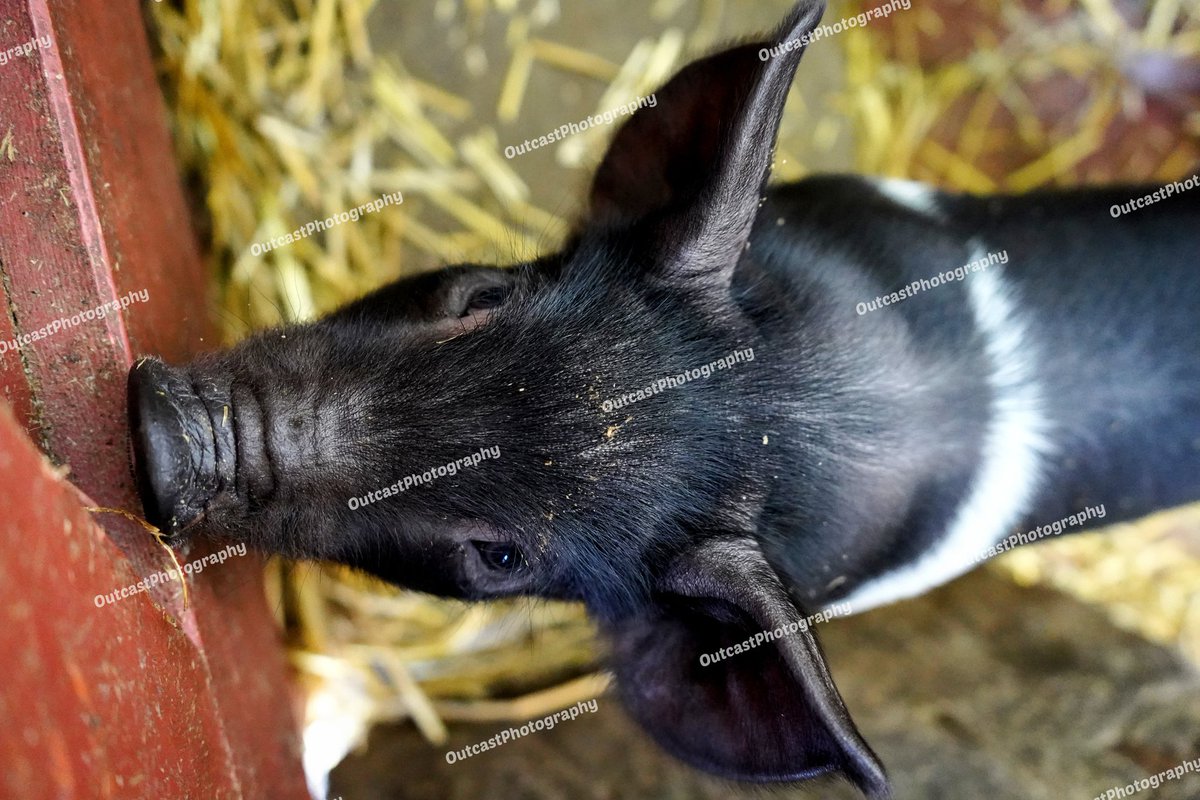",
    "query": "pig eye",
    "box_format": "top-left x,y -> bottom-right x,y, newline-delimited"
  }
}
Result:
462,286 -> 510,314
472,540 -> 524,572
